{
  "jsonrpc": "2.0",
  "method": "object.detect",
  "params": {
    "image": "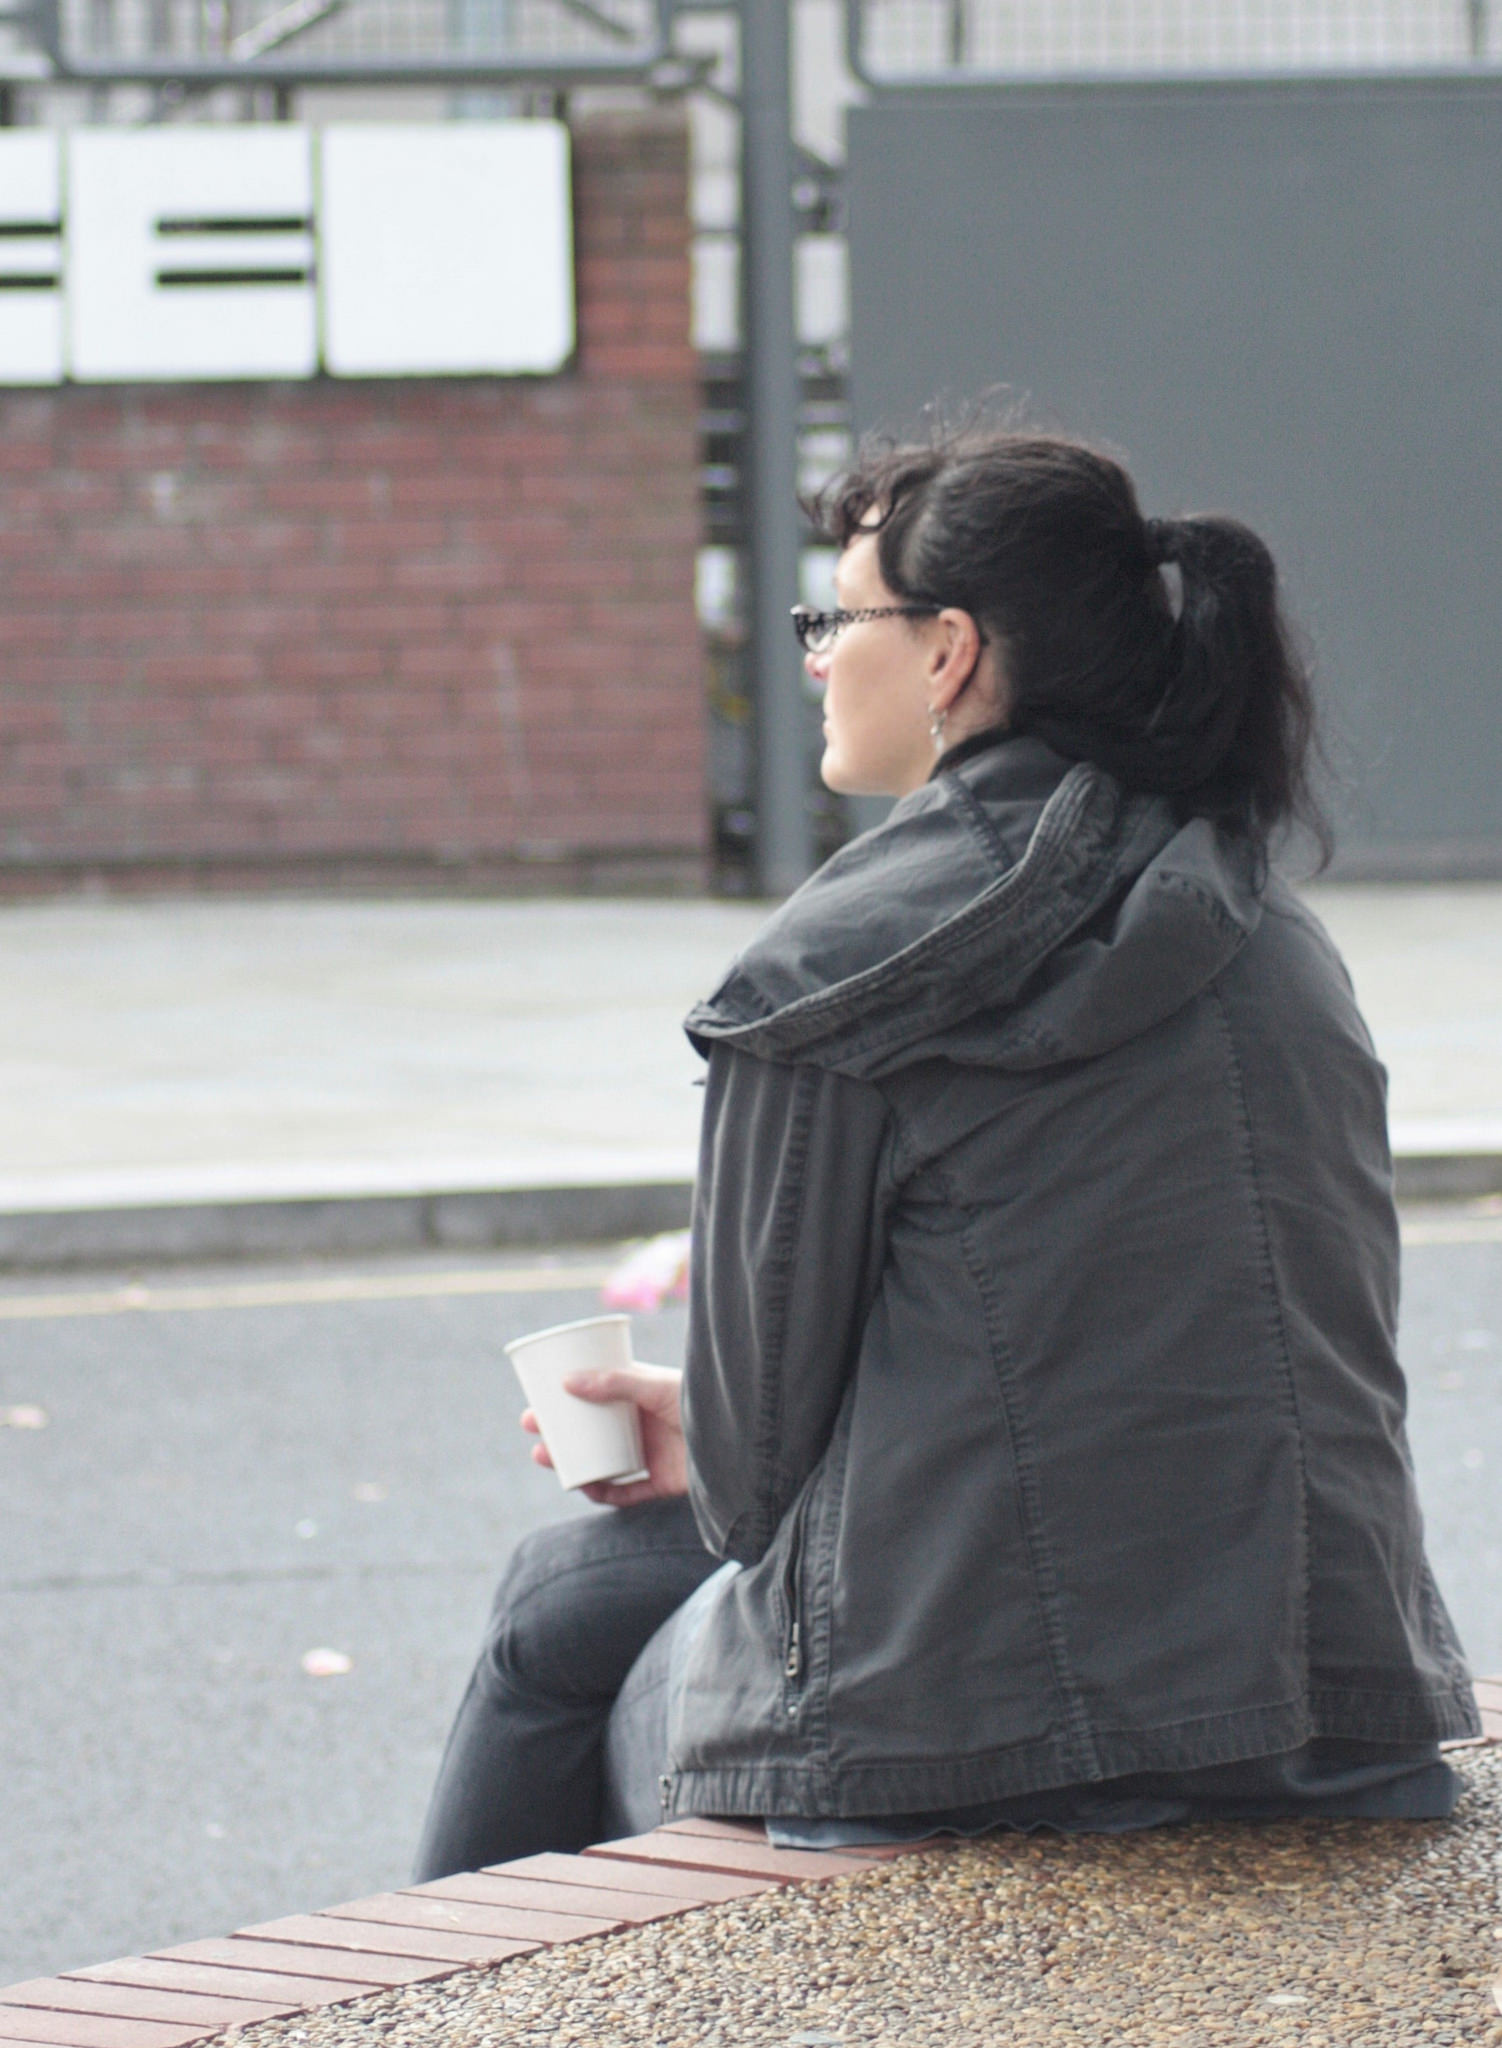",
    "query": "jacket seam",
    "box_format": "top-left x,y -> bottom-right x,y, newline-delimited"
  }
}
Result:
1207,980 -> 1313,1683
748,1061 -> 821,1557
939,764 -> 1017,870
944,1163 -> 1102,1782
